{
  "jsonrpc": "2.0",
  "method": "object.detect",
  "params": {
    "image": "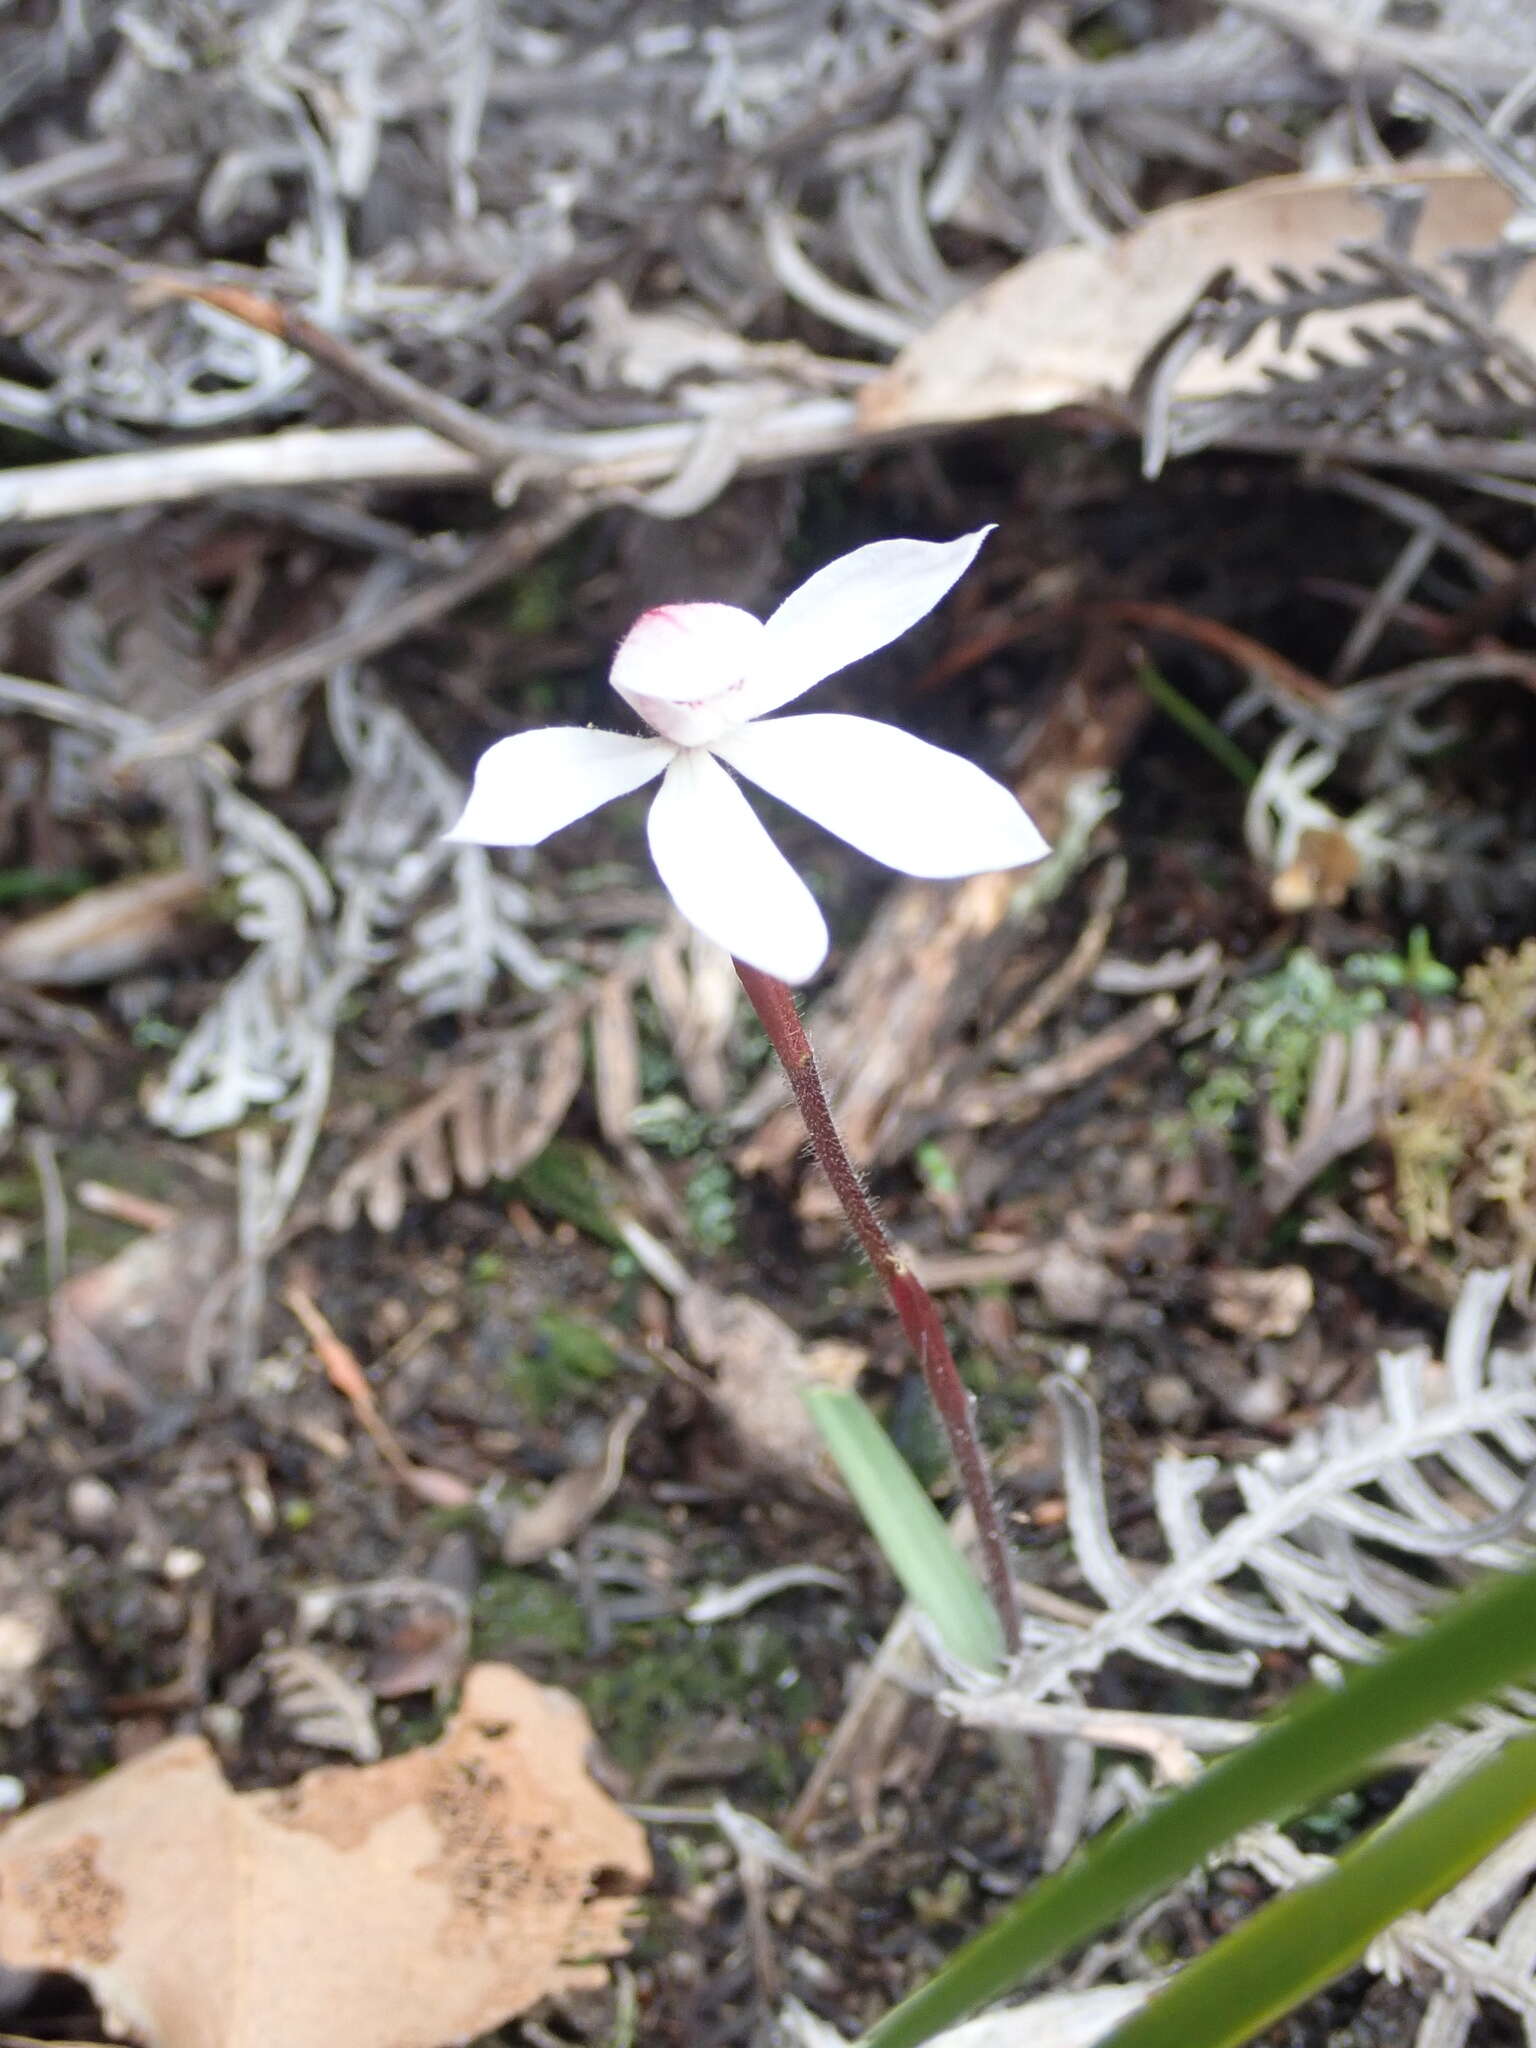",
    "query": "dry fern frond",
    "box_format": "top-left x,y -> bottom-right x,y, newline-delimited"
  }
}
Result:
995,1270 -> 1536,1701
944,1272 -> 1536,2041
264,1645 -> 380,1763
1152,185 -> 1536,468
1264,1003 -> 1483,1212
325,996 -> 588,1232
324,661 -> 557,1010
